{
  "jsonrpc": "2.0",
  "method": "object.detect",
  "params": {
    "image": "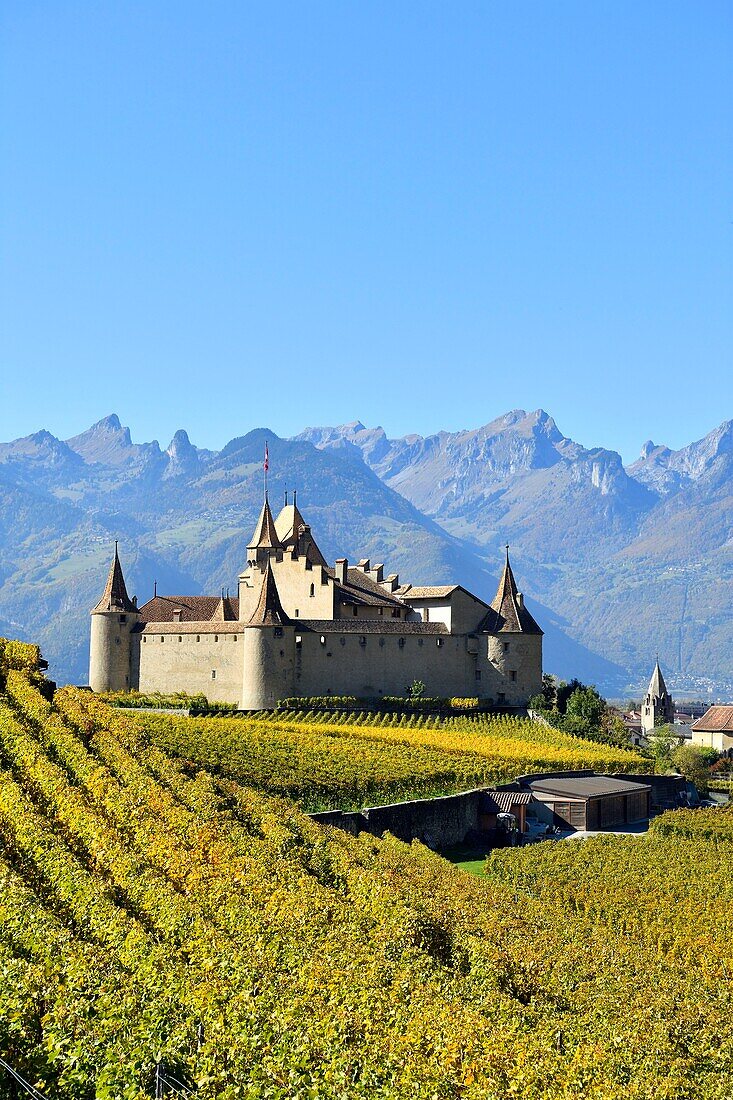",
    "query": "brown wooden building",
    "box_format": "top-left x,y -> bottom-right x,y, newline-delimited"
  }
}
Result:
525,774 -> 651,831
